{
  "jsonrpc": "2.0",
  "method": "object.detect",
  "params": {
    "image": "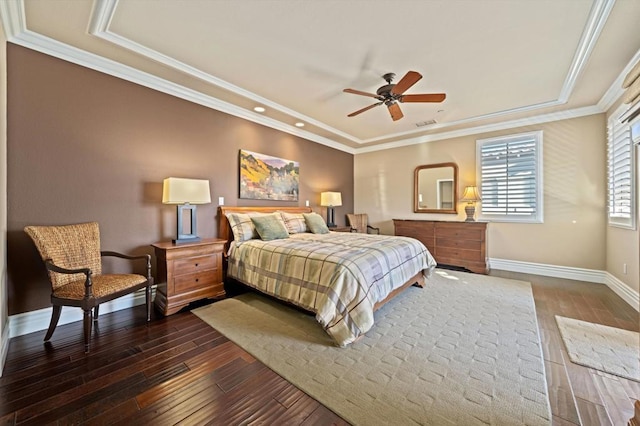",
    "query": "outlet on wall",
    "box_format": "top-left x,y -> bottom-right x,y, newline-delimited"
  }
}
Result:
623,263 -> 628,274
305,200 -> 309,207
